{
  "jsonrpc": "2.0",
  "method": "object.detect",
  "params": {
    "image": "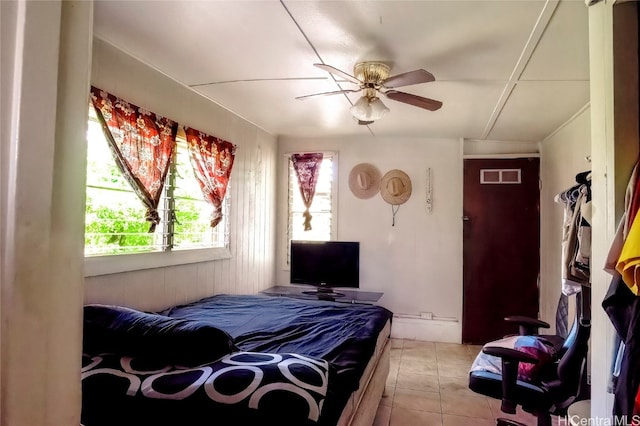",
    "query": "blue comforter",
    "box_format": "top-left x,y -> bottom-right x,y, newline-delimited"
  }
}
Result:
82,294 -> 392,426
163,294 -> 392,424
162,294 -> 392,388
